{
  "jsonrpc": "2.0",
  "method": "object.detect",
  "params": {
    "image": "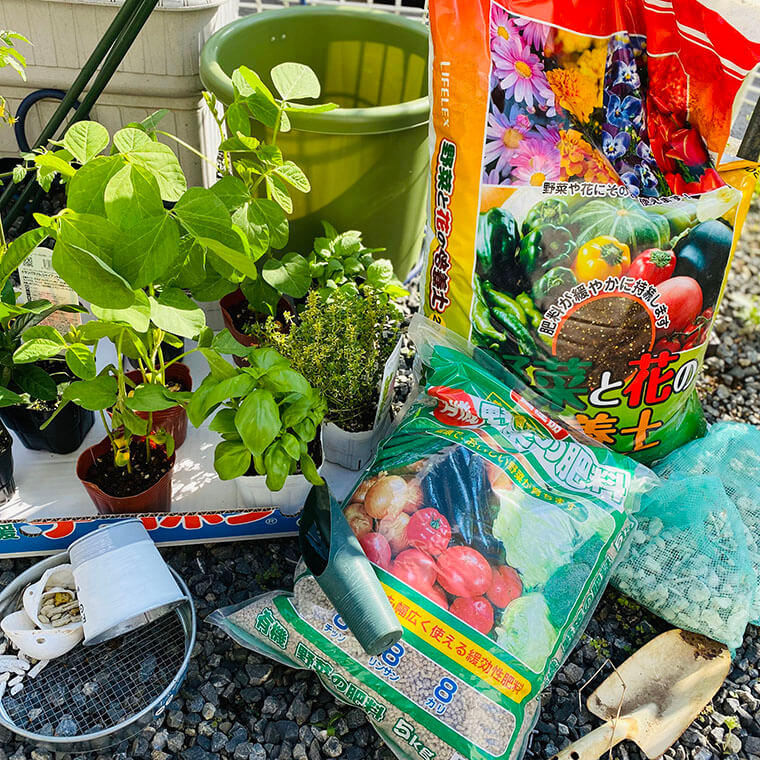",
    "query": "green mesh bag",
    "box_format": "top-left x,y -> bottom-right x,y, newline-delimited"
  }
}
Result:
612,473 -> 755,650
612,421 -> 760,650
